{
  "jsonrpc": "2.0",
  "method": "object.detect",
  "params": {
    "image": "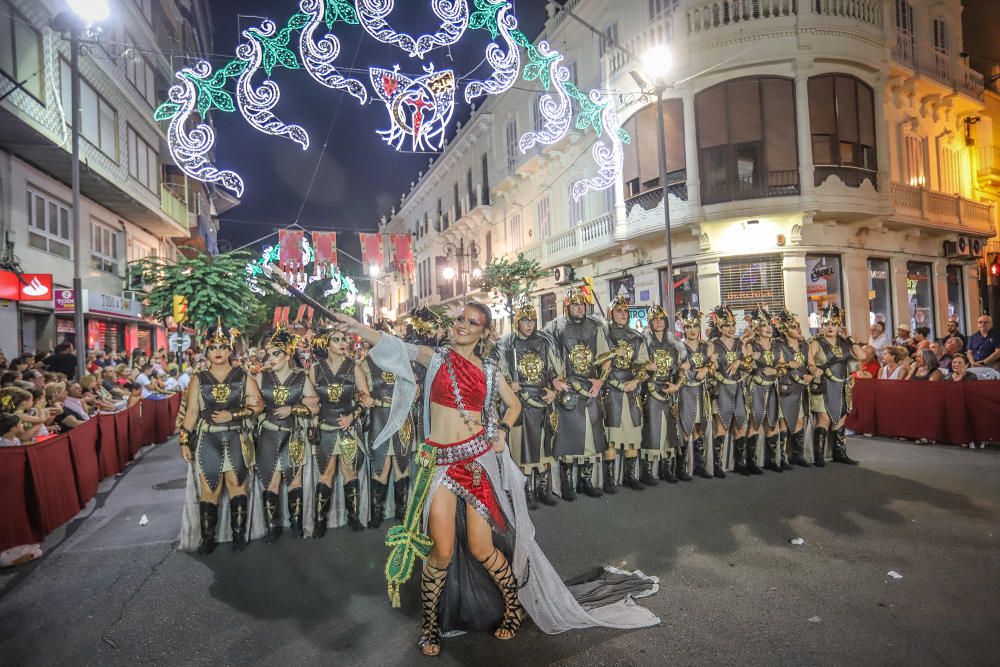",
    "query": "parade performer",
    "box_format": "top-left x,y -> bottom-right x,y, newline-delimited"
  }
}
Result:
178,321 -> 262,553
808,305 -> 864,466
253,327 -> 318,542
709,306 -> 750,477
744,308 -> 783,473
310,326 -> 368,535
641,304 -> 684,483
331,303 -> 659,658
773,309 -> 813,467
496,301 -> 559,509
675,307 -> 710,482
364,320 -> 416,528
603,290 -> 649,491
544,286 -> 612,500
